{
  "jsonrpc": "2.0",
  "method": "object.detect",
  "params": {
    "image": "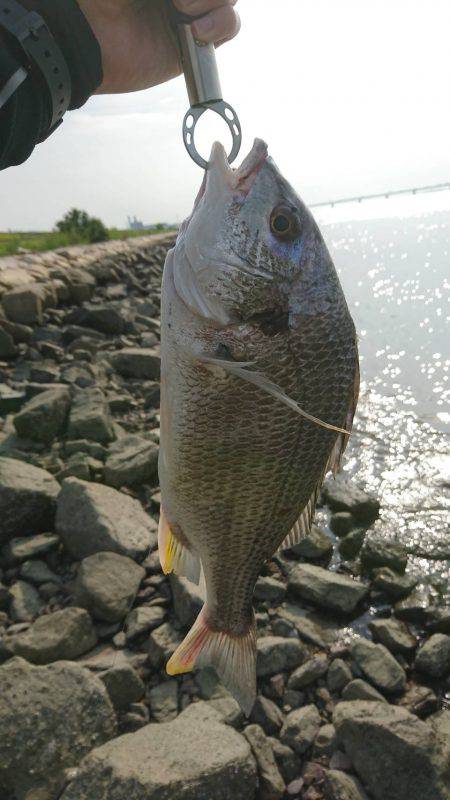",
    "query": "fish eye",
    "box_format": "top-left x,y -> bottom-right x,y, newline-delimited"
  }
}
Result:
269,204 -> 301,240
